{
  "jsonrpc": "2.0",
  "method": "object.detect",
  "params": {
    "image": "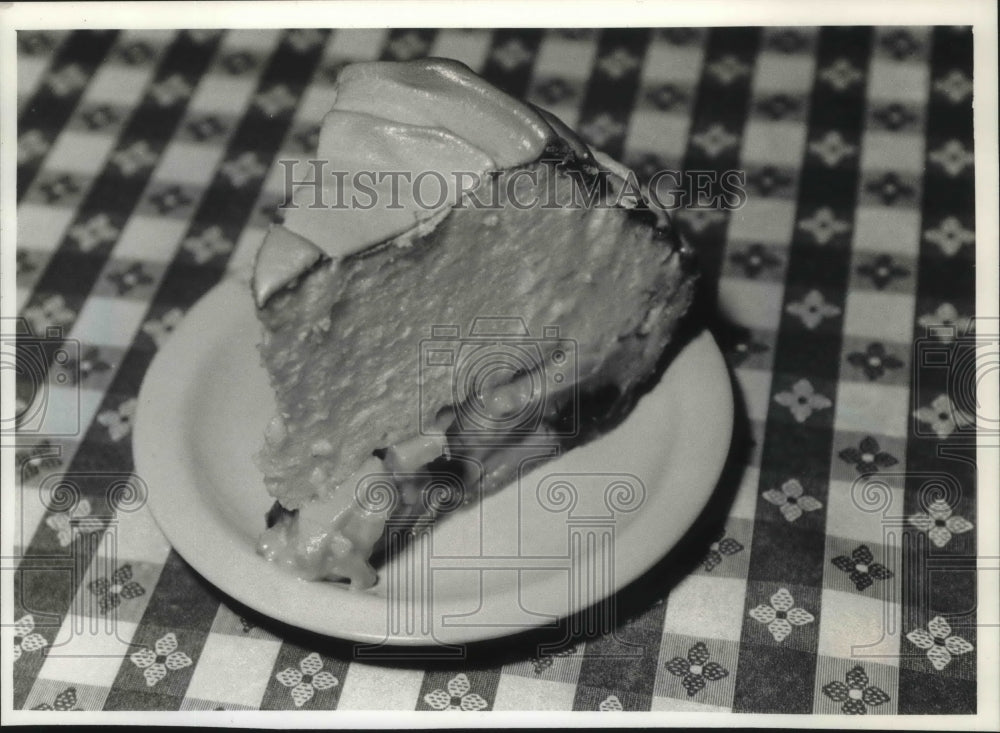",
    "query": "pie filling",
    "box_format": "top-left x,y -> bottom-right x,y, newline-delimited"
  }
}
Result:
257,361 -> 623,589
